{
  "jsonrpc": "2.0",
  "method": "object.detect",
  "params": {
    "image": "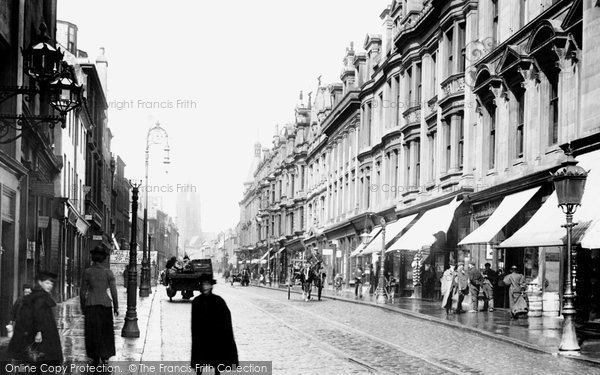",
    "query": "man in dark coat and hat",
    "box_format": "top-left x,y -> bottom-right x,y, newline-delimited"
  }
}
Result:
191,273 -> 238,374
